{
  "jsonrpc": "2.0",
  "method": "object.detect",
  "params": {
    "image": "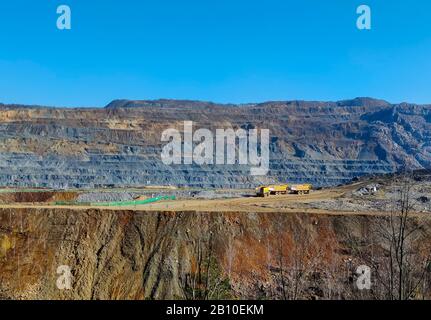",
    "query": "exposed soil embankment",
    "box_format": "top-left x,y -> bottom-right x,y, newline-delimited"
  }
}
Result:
0,191 -> 78,204
0,208 -> 430,300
